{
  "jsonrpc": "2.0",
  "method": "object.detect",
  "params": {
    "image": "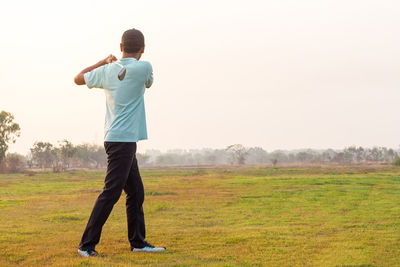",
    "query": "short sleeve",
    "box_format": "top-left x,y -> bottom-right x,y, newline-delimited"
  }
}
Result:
84,66 -> 105,89
145,63 -> 153,88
